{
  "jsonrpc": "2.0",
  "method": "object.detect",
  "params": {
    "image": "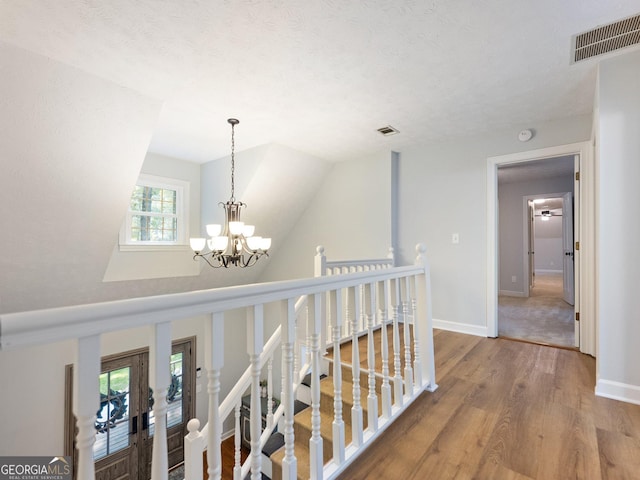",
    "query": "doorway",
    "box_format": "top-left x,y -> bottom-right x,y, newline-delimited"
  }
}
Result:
65,337 -> 195,480
498,190 -> 576,347
486,141 -> 596,355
